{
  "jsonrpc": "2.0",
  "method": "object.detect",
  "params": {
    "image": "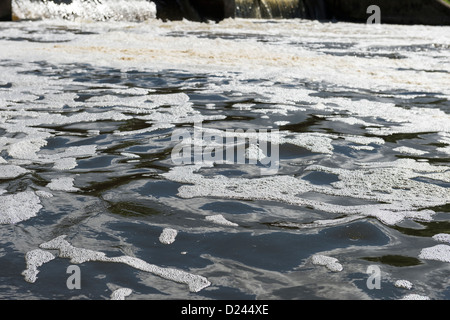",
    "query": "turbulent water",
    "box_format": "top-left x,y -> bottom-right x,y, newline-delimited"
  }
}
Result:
0,1 -> 449,300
